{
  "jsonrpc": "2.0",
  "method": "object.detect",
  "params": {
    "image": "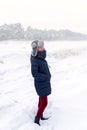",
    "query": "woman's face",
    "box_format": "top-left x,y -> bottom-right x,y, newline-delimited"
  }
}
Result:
38,46 -> 44,52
